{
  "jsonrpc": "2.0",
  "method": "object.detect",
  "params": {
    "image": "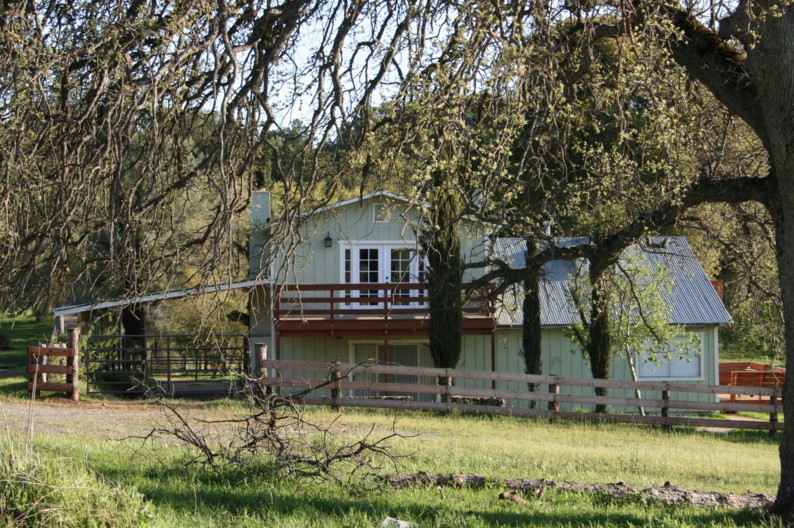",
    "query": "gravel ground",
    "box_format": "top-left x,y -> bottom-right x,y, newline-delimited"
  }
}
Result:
0,397 -> 199,439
